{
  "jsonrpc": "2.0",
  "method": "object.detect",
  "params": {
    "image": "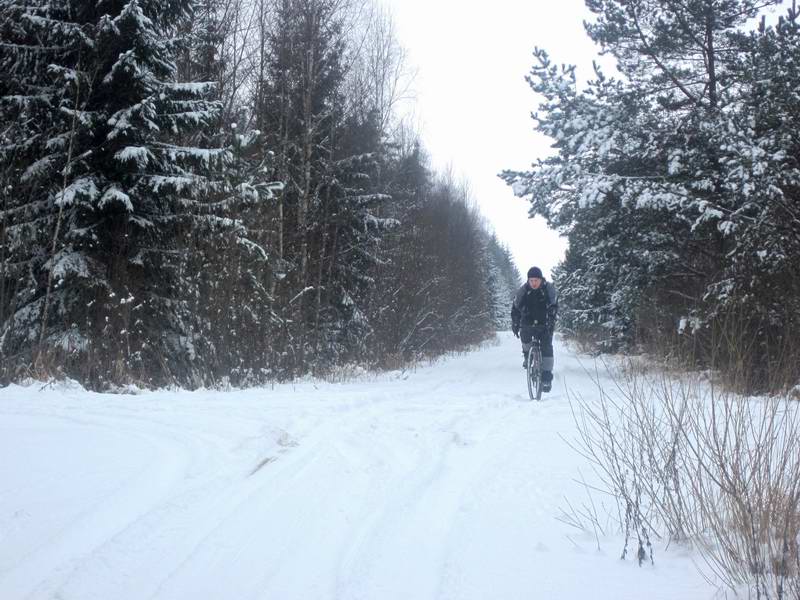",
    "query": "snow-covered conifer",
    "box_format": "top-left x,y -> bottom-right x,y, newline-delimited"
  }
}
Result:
0,0 -> 228,387
486,235 -> 520,331
505,0 -> 798,389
